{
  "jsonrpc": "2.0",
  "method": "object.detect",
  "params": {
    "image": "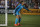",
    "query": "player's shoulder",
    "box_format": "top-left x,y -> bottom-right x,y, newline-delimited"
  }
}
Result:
18,4 -> 22,6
